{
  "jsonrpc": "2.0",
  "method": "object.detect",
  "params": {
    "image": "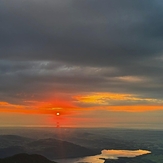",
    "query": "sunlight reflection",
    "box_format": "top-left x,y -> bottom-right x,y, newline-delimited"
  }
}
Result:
101,149 -> 151,159
54,149 -> 151,163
